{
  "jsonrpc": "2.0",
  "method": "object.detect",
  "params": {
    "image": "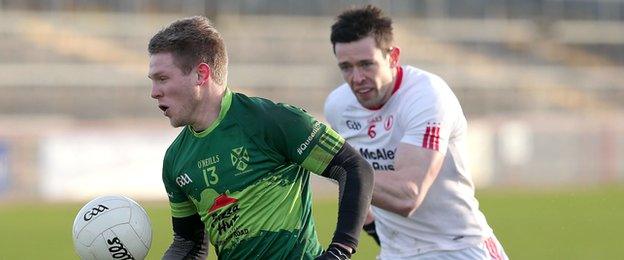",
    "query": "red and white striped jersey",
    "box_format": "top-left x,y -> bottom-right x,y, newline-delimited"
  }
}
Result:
324,65 -> 495,258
